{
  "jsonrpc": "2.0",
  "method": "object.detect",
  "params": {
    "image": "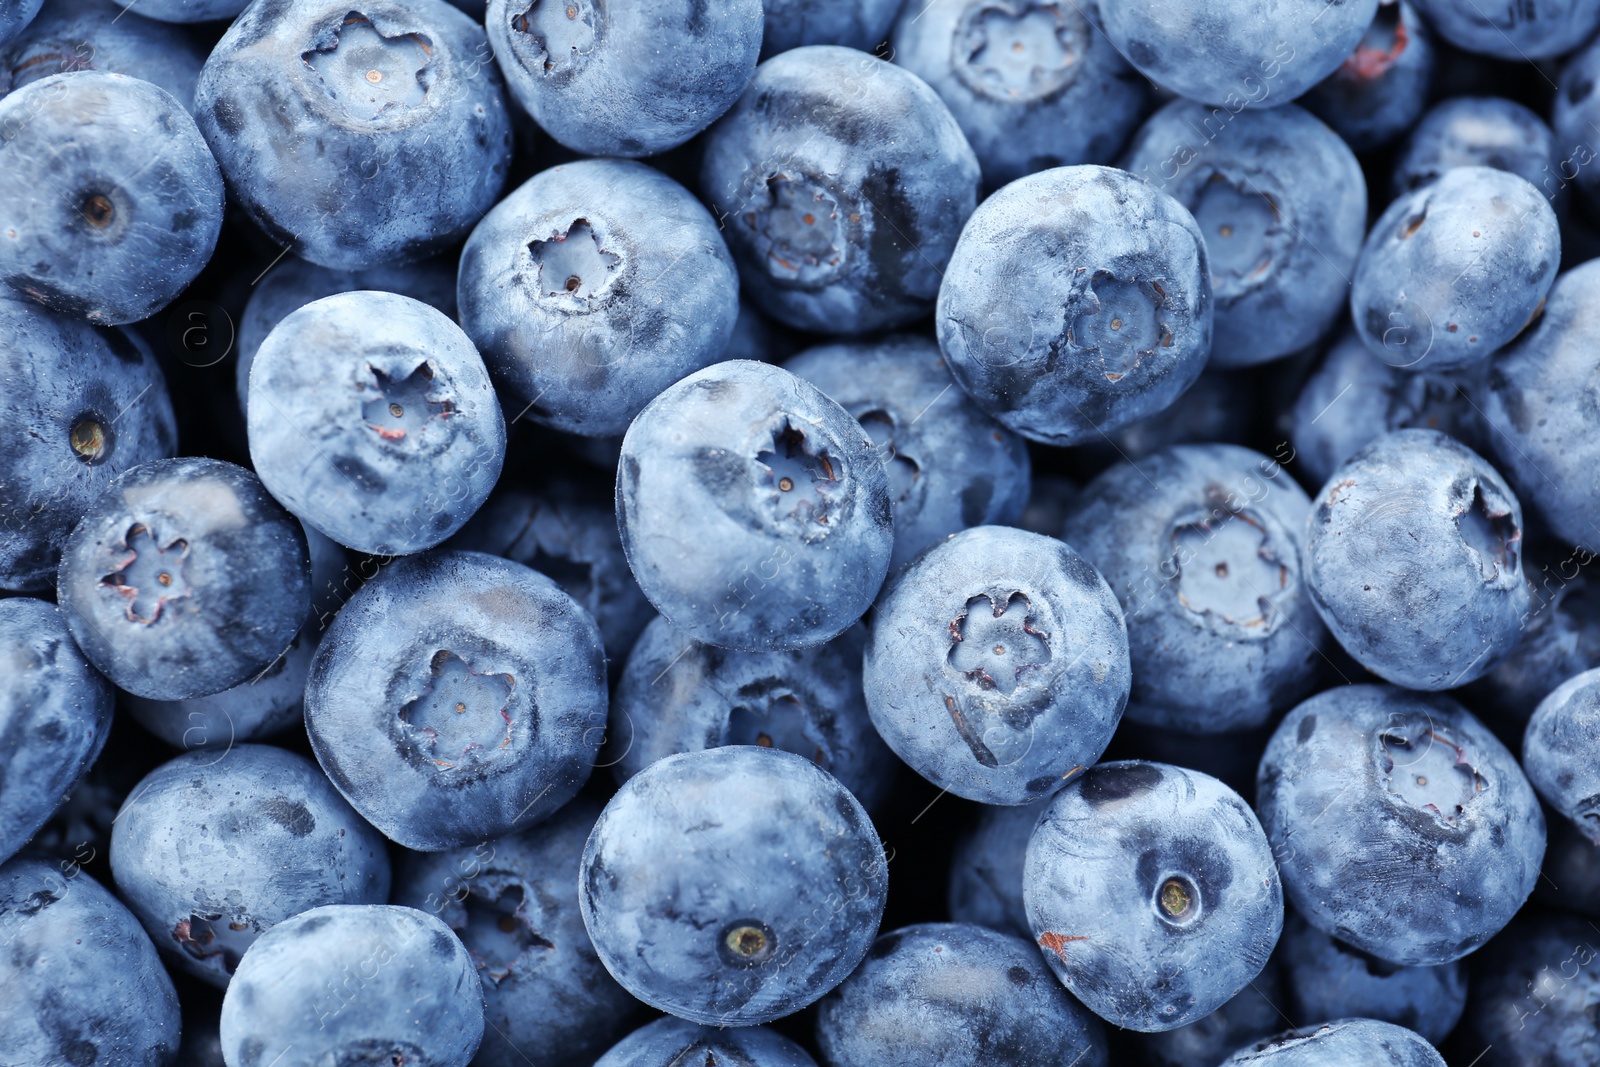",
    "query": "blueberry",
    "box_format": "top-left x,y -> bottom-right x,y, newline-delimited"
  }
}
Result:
127,0 -> 248,22
616,360 -> 893,653
219,904 -> 485,1067
1463,913 -> 1600,1067
110,744 -> 391,988
595,1016 -> 818,1067
0,0 -> 207,112
760,0 -> 902,56
1302,429 -> 1528,690
1063,444 -> 1326,734
1083,367 -> 1269,467
580,746 -> 888,1025
1256,684 -> 1544,966
457,159 -> 740,437
890,0 -> 1147,190
1409,0 -> 1600,59
611,615 -> 895,810
1350,167 -> 1557,371
1136,959 -> 1287,1067
946,801 -> 1042,938
0,0 -> 38,44
391,799 -> 639,1067
1531,808 -> 1600,916
815,923 -> 1109,1067
248,290 -> 506,555
1218,1019 -> 1445,1066
784,334 -> 1032,572
0,857 -> 181,1066
1280,912 -> 1466,1044
864,525 -> 1130,804
1523,668 -> 1600,844
0,71 -> 222,324
0,300 -> 177,592
486,0 -> 761,157
57,457 -> 311,701
1301,1 -> 1436,153
1023,760 -> 1283,1031
1394,96 -> 1563,207
195,0 -> 512,269
0,598 -> 112,867
1556,42 -> 1600,214
701,45 -> 980,335
1097,0 -> 1377,107
936,165 -> 1212,445
1122,102 -> 1365,369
